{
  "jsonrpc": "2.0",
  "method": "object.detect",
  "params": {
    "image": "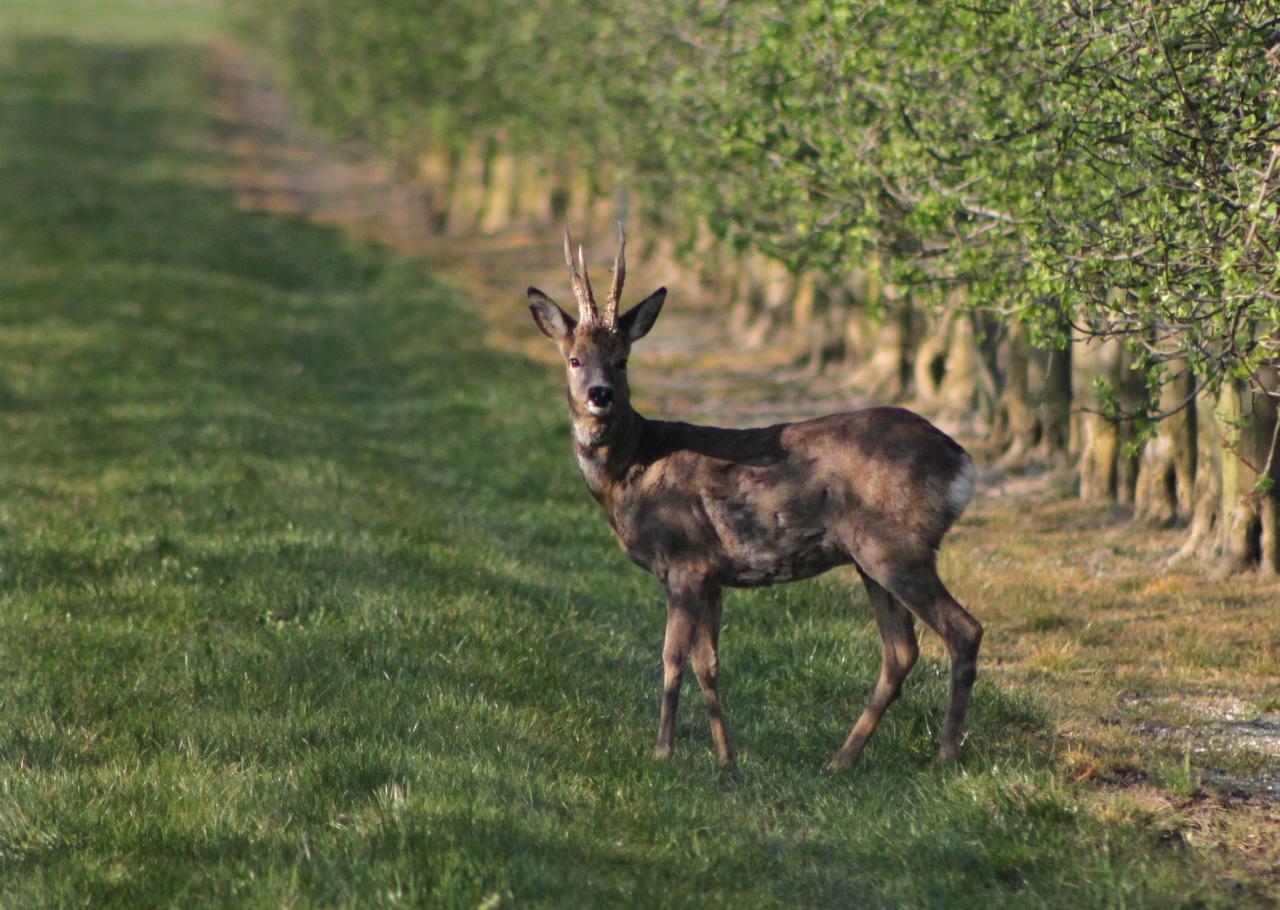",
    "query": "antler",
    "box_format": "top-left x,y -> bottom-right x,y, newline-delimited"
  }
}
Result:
563,228 -> 598,323
603,222 -> 626,328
